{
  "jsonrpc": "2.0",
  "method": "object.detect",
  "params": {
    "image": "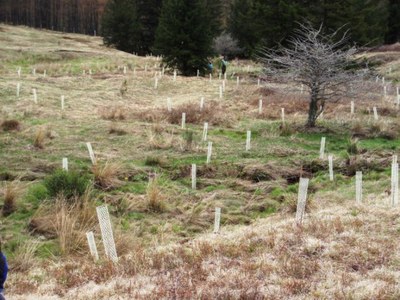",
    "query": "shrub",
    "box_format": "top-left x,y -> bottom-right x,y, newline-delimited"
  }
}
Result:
25,183 -> 48,205
144,156 -> 165,167
213,32 -> 243,58
44,169 -> 90,202
182,129 -> 195,151
347,138 -> 359,155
